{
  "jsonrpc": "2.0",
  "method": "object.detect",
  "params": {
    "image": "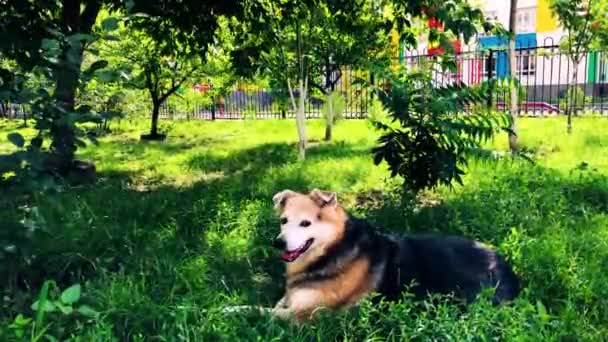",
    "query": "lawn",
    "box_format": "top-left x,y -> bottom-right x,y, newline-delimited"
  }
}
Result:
1,117 -> 608,340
